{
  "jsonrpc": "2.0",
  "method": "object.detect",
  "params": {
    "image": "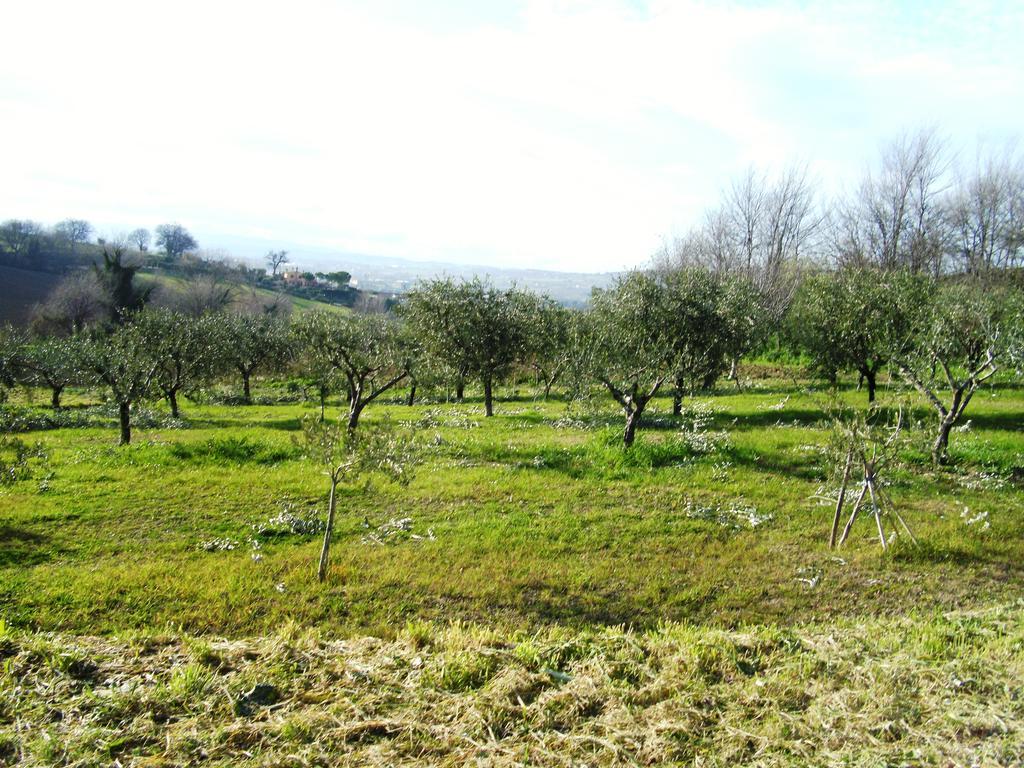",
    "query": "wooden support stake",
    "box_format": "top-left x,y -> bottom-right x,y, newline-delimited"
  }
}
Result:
829,447 -> 854,549
877,484 -> 918,546
838,481 -> 869,547
866,476 -> 887,550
